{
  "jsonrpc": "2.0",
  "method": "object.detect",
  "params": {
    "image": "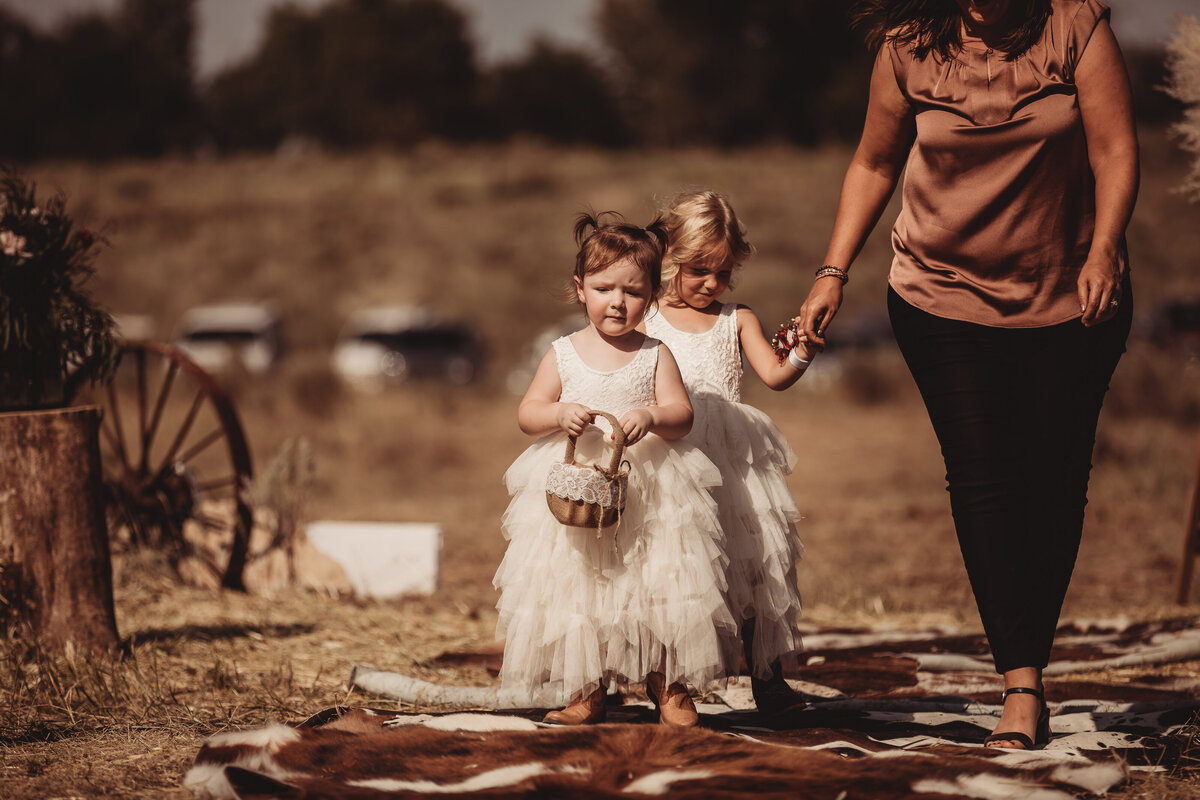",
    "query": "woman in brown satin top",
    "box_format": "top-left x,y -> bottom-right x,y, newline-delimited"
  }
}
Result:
797,0 -> 1137,749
